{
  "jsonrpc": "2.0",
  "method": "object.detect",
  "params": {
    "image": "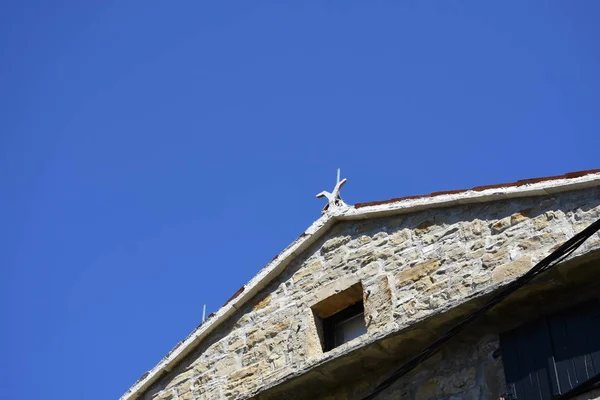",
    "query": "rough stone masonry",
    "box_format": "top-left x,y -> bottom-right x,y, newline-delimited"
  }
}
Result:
130,183 -> 600,400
